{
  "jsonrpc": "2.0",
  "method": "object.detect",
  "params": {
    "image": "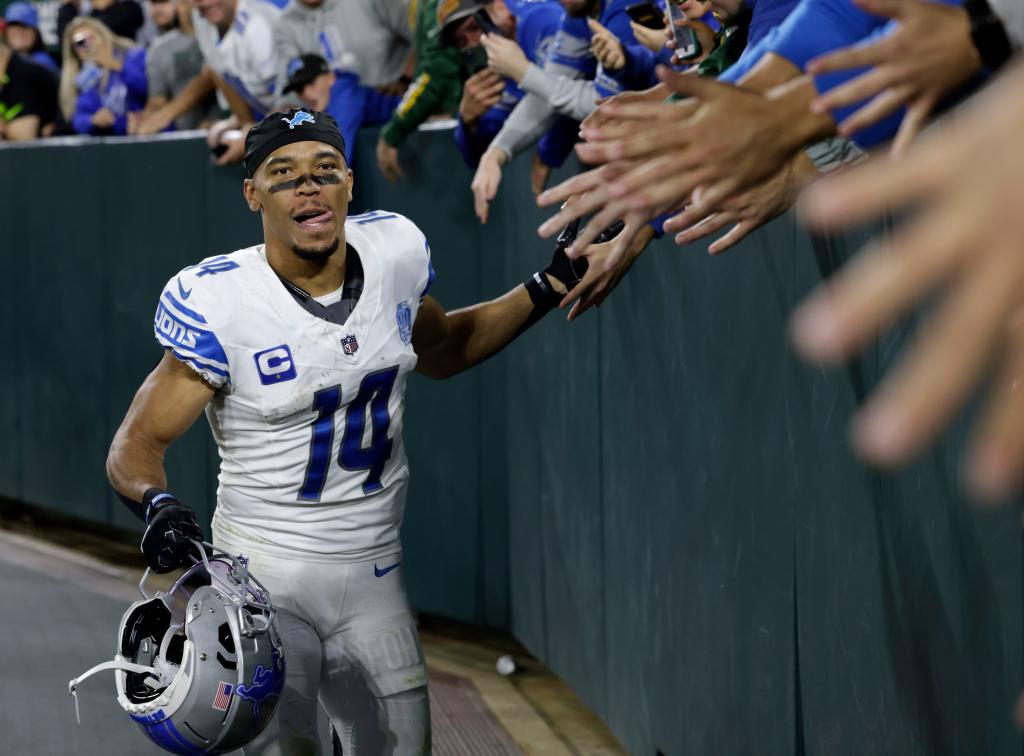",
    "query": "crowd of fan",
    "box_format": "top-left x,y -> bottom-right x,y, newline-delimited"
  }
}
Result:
4,0 -> 1024,496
